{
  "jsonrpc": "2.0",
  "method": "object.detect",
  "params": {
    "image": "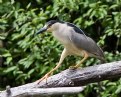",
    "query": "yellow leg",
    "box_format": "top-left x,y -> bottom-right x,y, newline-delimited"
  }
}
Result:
37,48 -> 69,84
69,51 -> 89,69
37,64 -> 61,84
